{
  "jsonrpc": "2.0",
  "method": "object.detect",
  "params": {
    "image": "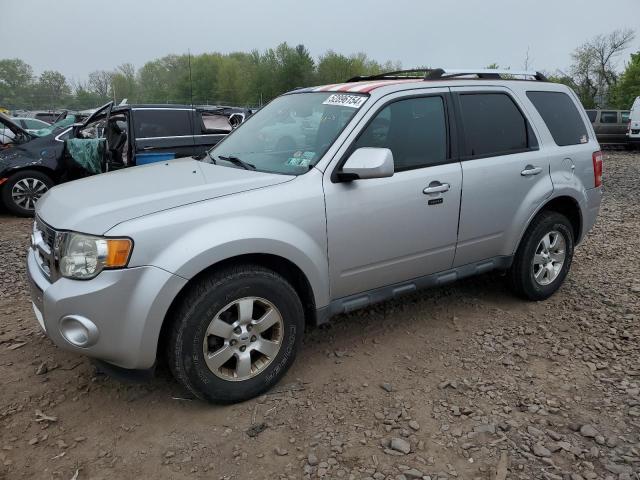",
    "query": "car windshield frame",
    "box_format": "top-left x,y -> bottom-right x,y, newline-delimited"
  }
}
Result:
206,91 -> 369,175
